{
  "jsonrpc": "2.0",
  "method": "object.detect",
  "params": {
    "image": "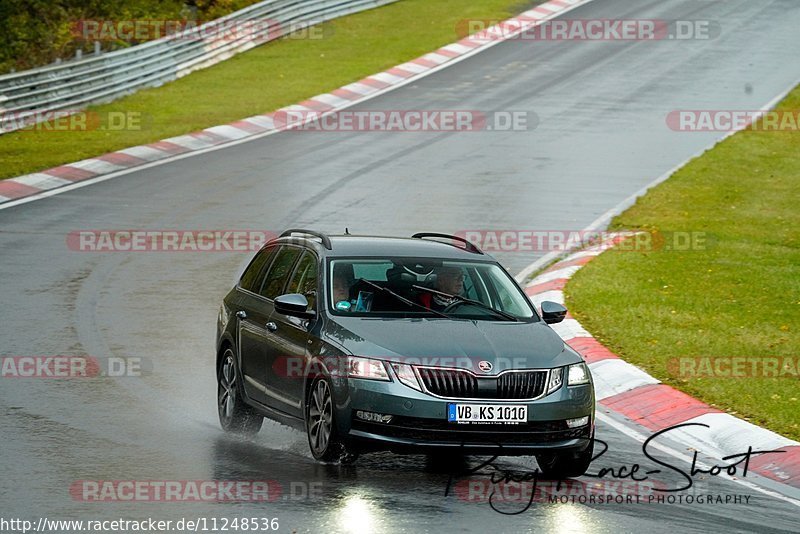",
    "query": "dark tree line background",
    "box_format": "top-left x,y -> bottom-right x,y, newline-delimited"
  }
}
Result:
0,0 -> 261,73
